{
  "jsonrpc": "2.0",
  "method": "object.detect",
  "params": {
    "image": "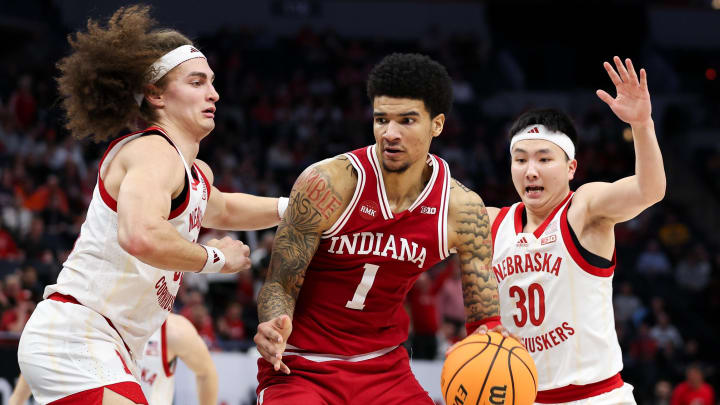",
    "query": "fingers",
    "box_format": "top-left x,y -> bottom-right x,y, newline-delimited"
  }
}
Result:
603,61 -> 622,87
613,56 -> 630,83
625,58 -> 639,84
640,68 -> 648,90
596,89 -> 614,106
